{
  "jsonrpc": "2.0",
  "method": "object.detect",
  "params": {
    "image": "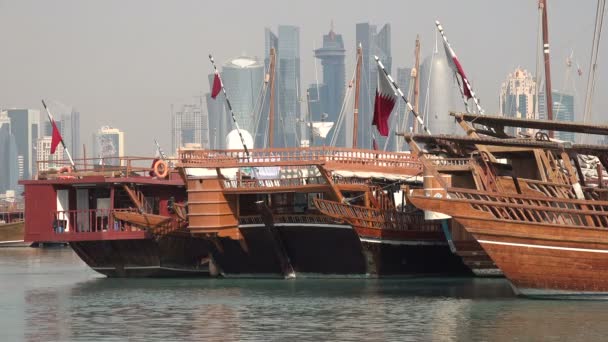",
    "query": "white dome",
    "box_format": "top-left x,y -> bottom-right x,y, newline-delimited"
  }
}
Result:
226,129 -> 254,150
